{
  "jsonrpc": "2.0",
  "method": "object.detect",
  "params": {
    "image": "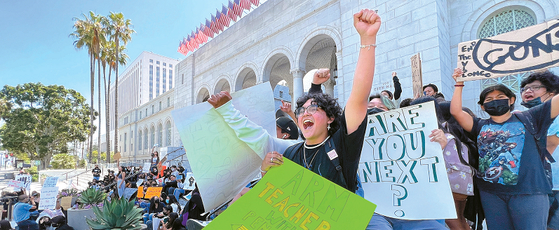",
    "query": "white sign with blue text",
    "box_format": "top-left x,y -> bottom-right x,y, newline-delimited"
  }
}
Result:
358,101 -> 456,219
